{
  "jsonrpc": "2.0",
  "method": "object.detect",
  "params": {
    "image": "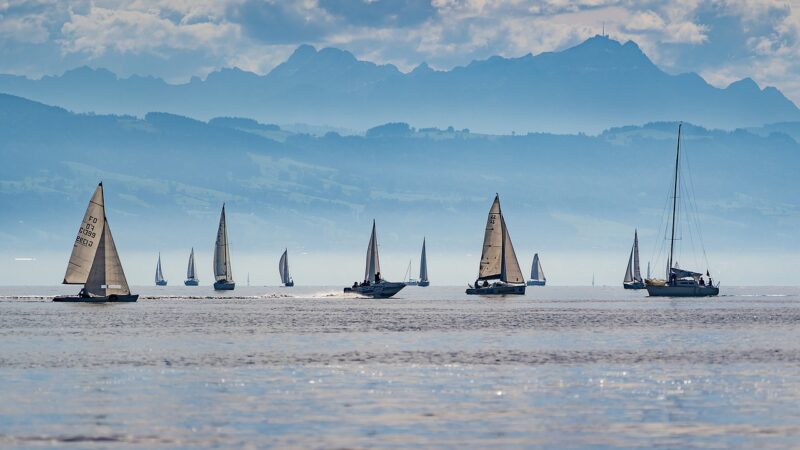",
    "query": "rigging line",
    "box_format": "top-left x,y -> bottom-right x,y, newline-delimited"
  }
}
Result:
681,134 -> 712,271
650,155 -> 676,273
